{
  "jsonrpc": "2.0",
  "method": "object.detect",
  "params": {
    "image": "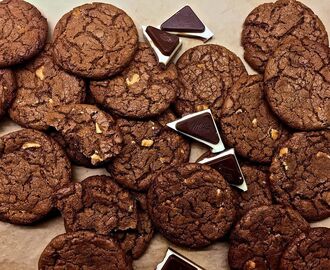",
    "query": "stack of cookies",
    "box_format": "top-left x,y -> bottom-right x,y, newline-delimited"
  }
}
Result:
0,0 -> 328,269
